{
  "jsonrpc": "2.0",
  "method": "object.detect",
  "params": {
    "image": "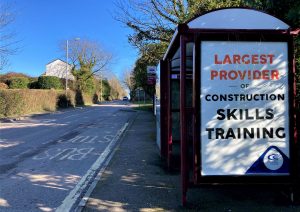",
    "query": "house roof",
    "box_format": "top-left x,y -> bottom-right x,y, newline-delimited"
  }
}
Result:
46,58 -> 71,66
